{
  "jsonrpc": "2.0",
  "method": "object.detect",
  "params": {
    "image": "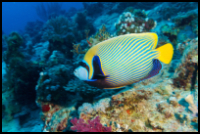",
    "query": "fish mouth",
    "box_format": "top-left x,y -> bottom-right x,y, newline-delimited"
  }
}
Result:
73,69 -> 78,77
